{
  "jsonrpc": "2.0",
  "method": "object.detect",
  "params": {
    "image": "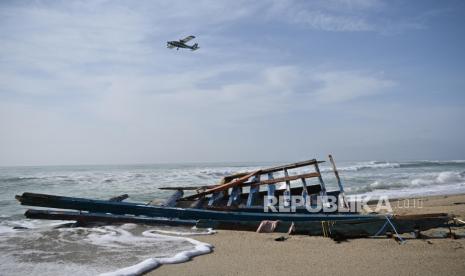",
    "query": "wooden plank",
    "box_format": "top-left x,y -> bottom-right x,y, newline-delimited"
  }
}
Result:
223,172 -> 254,184
253,159 -> 324,174
313,162 -> 327,194
208,191 -> 224,207
260,185 -> 321,198
109,194 -> 129,202
25,209 -> 197,227
266,173 -> 276,206
301,178 -> 308,204
159,186 -> 214,191
283,169 -> 291,207
246,175 -> 260,207
242,172 -> 320,187
222,159 -> 324,183
190,197 -> 206,208
181,170 -> 260,200
328,154 -> 348,208
162,190 -> 183,207
329,154 -> 344,193
227,186 -> 242,206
